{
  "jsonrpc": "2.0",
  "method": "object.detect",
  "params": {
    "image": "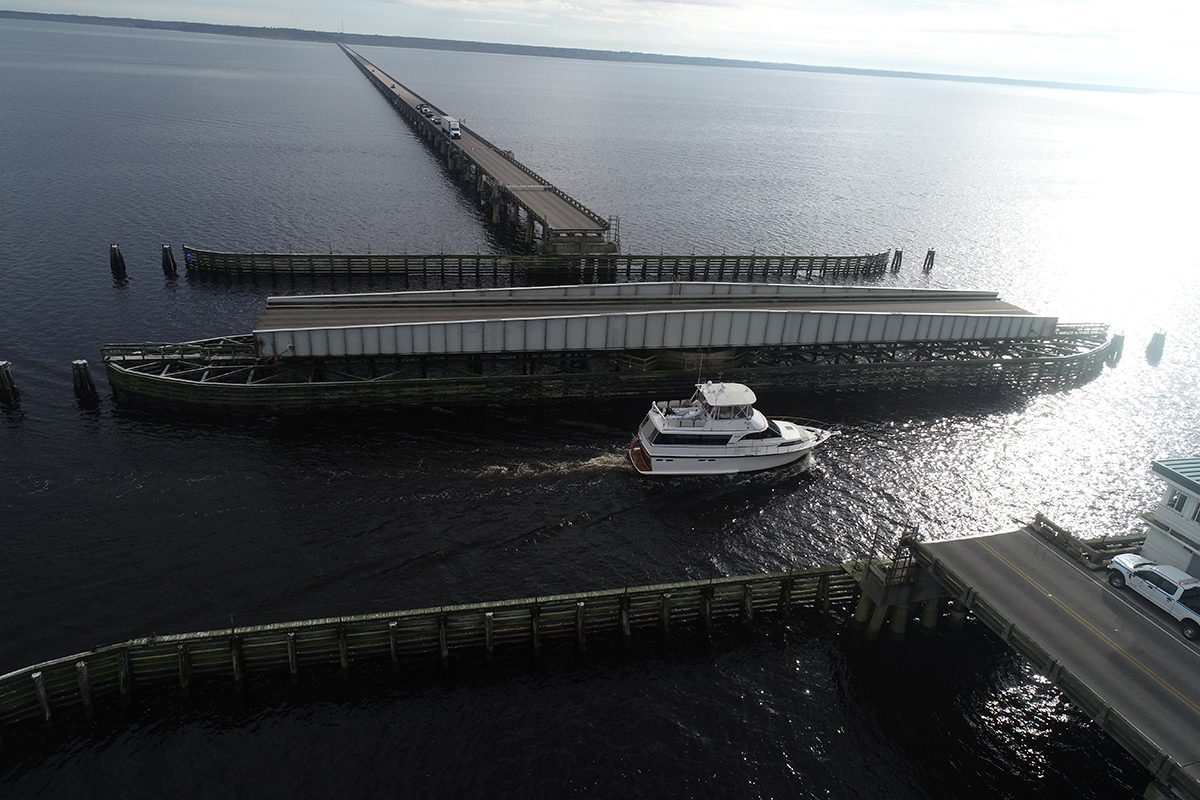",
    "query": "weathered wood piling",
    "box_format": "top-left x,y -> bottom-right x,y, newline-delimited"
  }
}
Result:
71,359 -> 98,405
109,243 -> 126,279
1106,333 -> 1125,366
161,244 -> 178,278
0,567 -> 859,729
1146,331 -> 1166,364
922,248 -> 936,272
0,361 -> 16,405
